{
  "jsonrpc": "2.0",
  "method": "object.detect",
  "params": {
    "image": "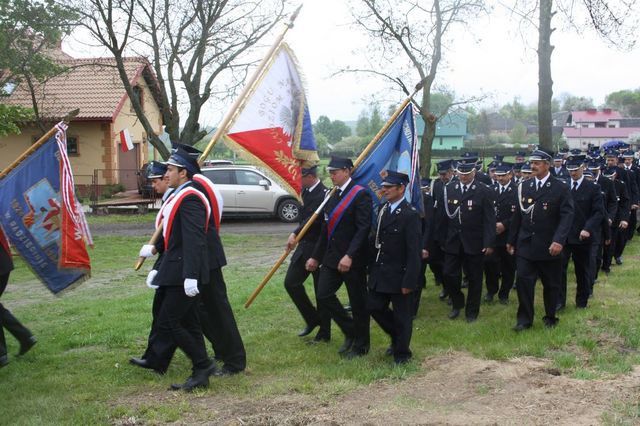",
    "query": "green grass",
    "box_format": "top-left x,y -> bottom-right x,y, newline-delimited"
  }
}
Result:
1,230 -> 640,423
